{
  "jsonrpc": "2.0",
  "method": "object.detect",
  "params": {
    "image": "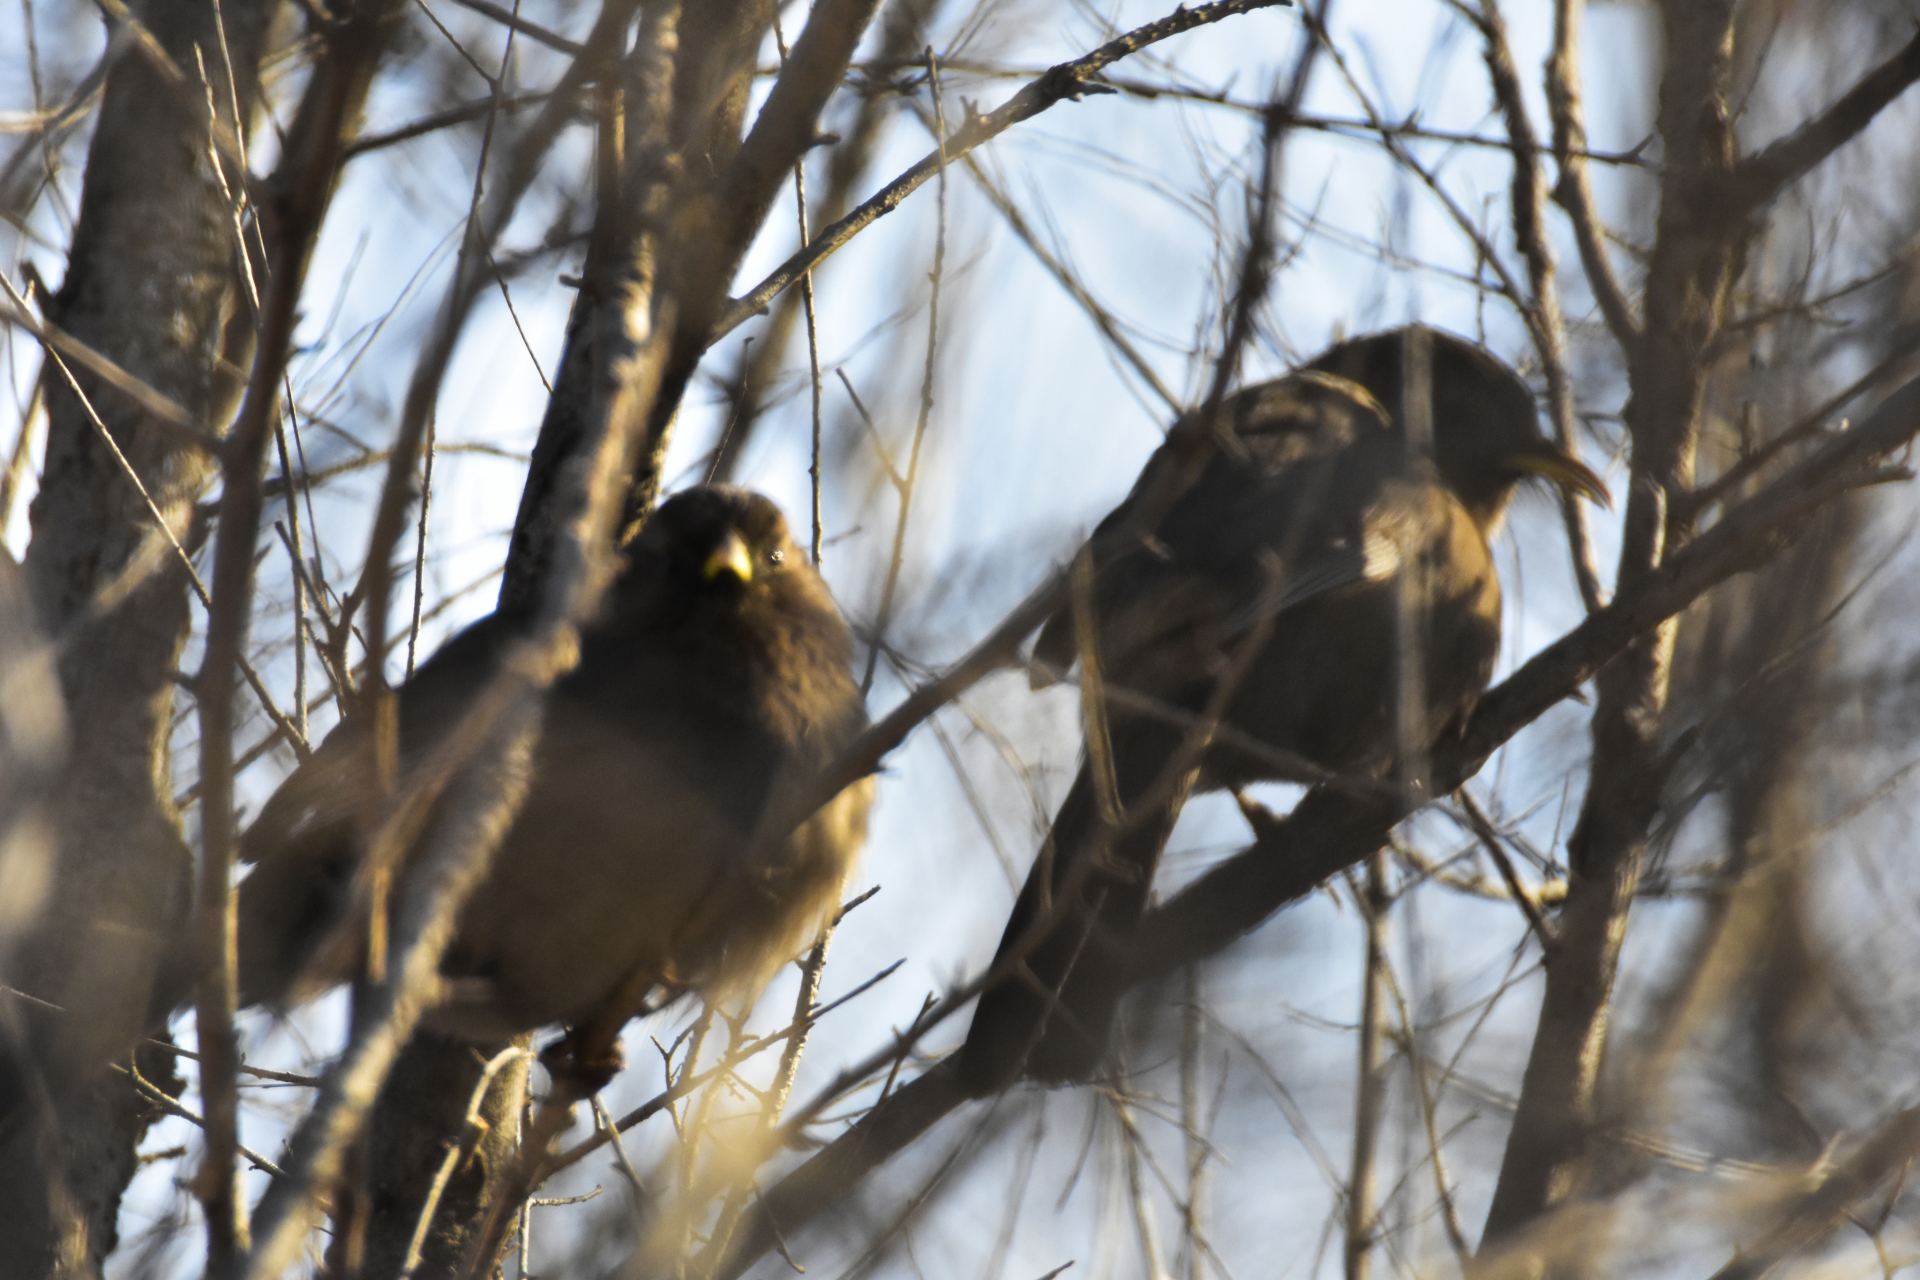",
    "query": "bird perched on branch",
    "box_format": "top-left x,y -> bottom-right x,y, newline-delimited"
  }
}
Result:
959,326 -> 1608,1093
236,486 -> 871,1048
